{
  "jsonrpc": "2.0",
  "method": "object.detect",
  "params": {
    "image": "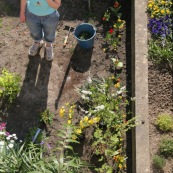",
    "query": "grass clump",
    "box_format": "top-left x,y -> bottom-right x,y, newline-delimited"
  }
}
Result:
159,138 -> 173,157
155,113 -> 173,132
152,155 -> 166,169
